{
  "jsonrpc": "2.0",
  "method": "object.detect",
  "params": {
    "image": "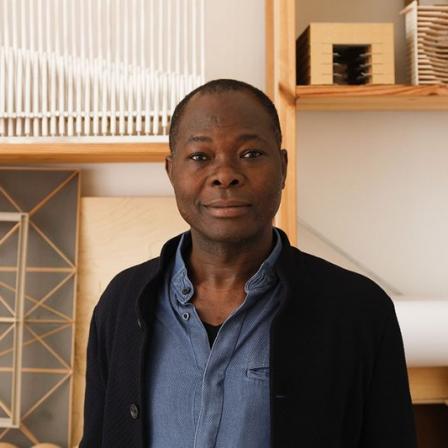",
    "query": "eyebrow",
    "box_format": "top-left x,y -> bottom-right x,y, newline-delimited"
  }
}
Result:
236,133 -> 263,143
186,135 -> 213,144
186,133 -> 266,144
